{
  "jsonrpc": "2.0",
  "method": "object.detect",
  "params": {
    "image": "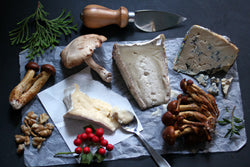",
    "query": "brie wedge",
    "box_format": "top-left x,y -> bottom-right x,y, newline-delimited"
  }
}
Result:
63,84 -> 133,132
112,34 -> 171,110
